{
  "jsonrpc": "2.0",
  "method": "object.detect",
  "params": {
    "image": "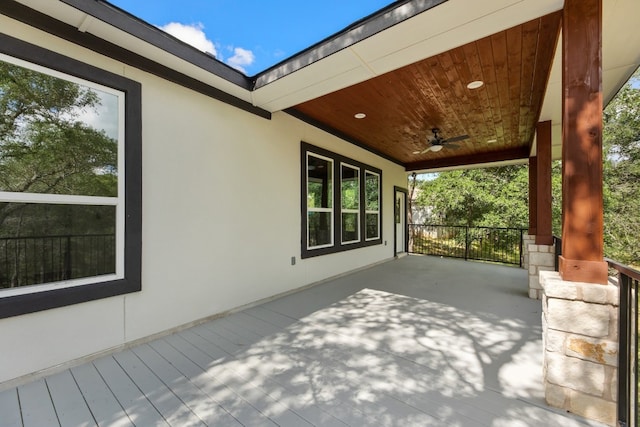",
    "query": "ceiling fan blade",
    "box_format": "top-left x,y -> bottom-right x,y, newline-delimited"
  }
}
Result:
442,134 -> 469,144
445,144 -> 460,150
